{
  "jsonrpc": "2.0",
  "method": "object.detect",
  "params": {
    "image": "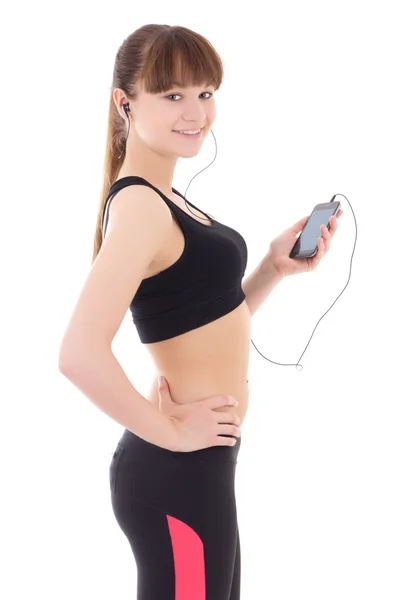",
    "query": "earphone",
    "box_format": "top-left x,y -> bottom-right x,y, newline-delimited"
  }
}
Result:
117,103 -> 131,159
118,101 -> 358,370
